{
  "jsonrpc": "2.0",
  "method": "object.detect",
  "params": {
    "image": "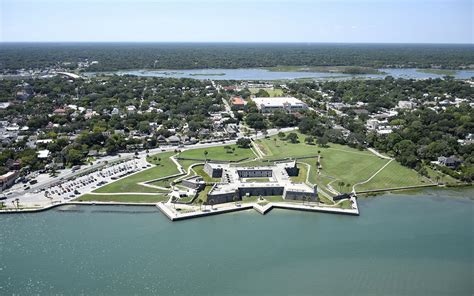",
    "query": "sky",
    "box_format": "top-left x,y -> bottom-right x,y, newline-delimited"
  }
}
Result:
1,0 -> 472,43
